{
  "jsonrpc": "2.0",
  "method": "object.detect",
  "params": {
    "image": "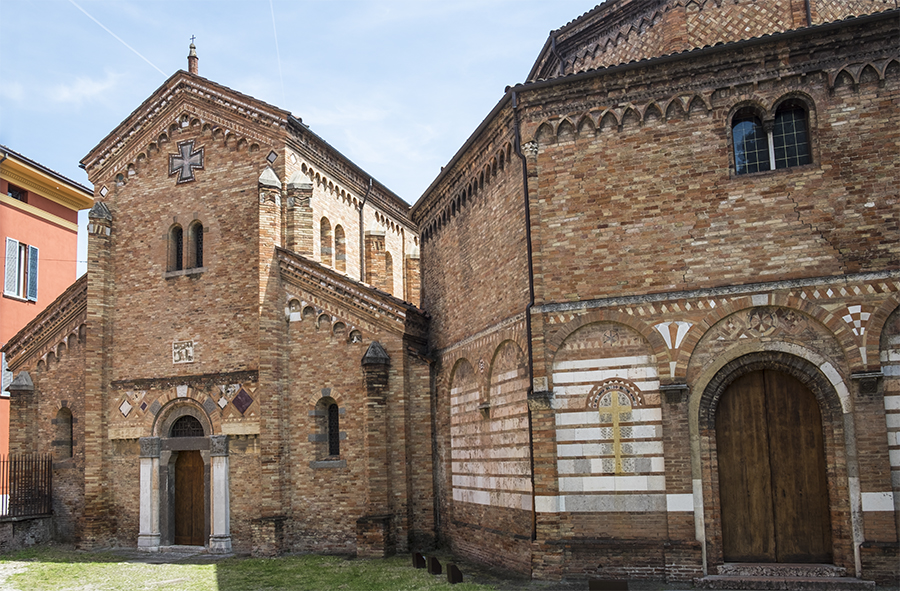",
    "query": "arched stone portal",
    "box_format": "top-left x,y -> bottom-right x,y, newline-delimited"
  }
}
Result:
137,400 -> 231,553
